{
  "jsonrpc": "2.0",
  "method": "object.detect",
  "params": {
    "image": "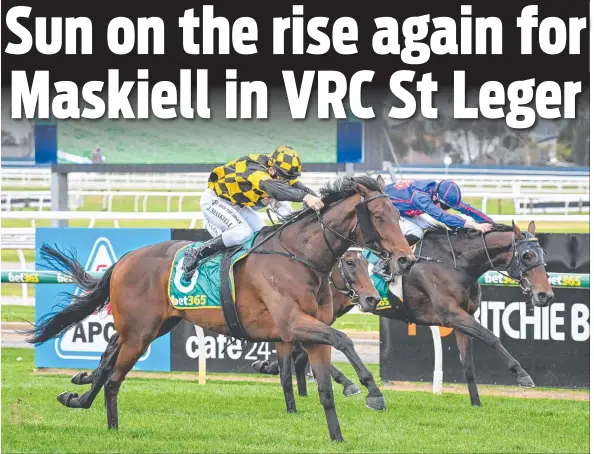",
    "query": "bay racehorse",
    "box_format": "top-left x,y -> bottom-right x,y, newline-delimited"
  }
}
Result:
254,221 -> 554,408
24,175 -> 416,443
70,248 -> 380,415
